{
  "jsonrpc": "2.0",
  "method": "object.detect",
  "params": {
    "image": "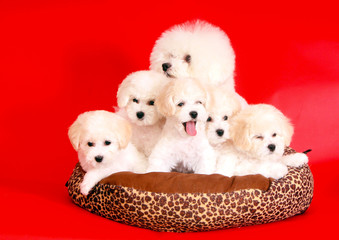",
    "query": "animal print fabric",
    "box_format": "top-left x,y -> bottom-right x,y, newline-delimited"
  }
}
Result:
66,148 -> 313,232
